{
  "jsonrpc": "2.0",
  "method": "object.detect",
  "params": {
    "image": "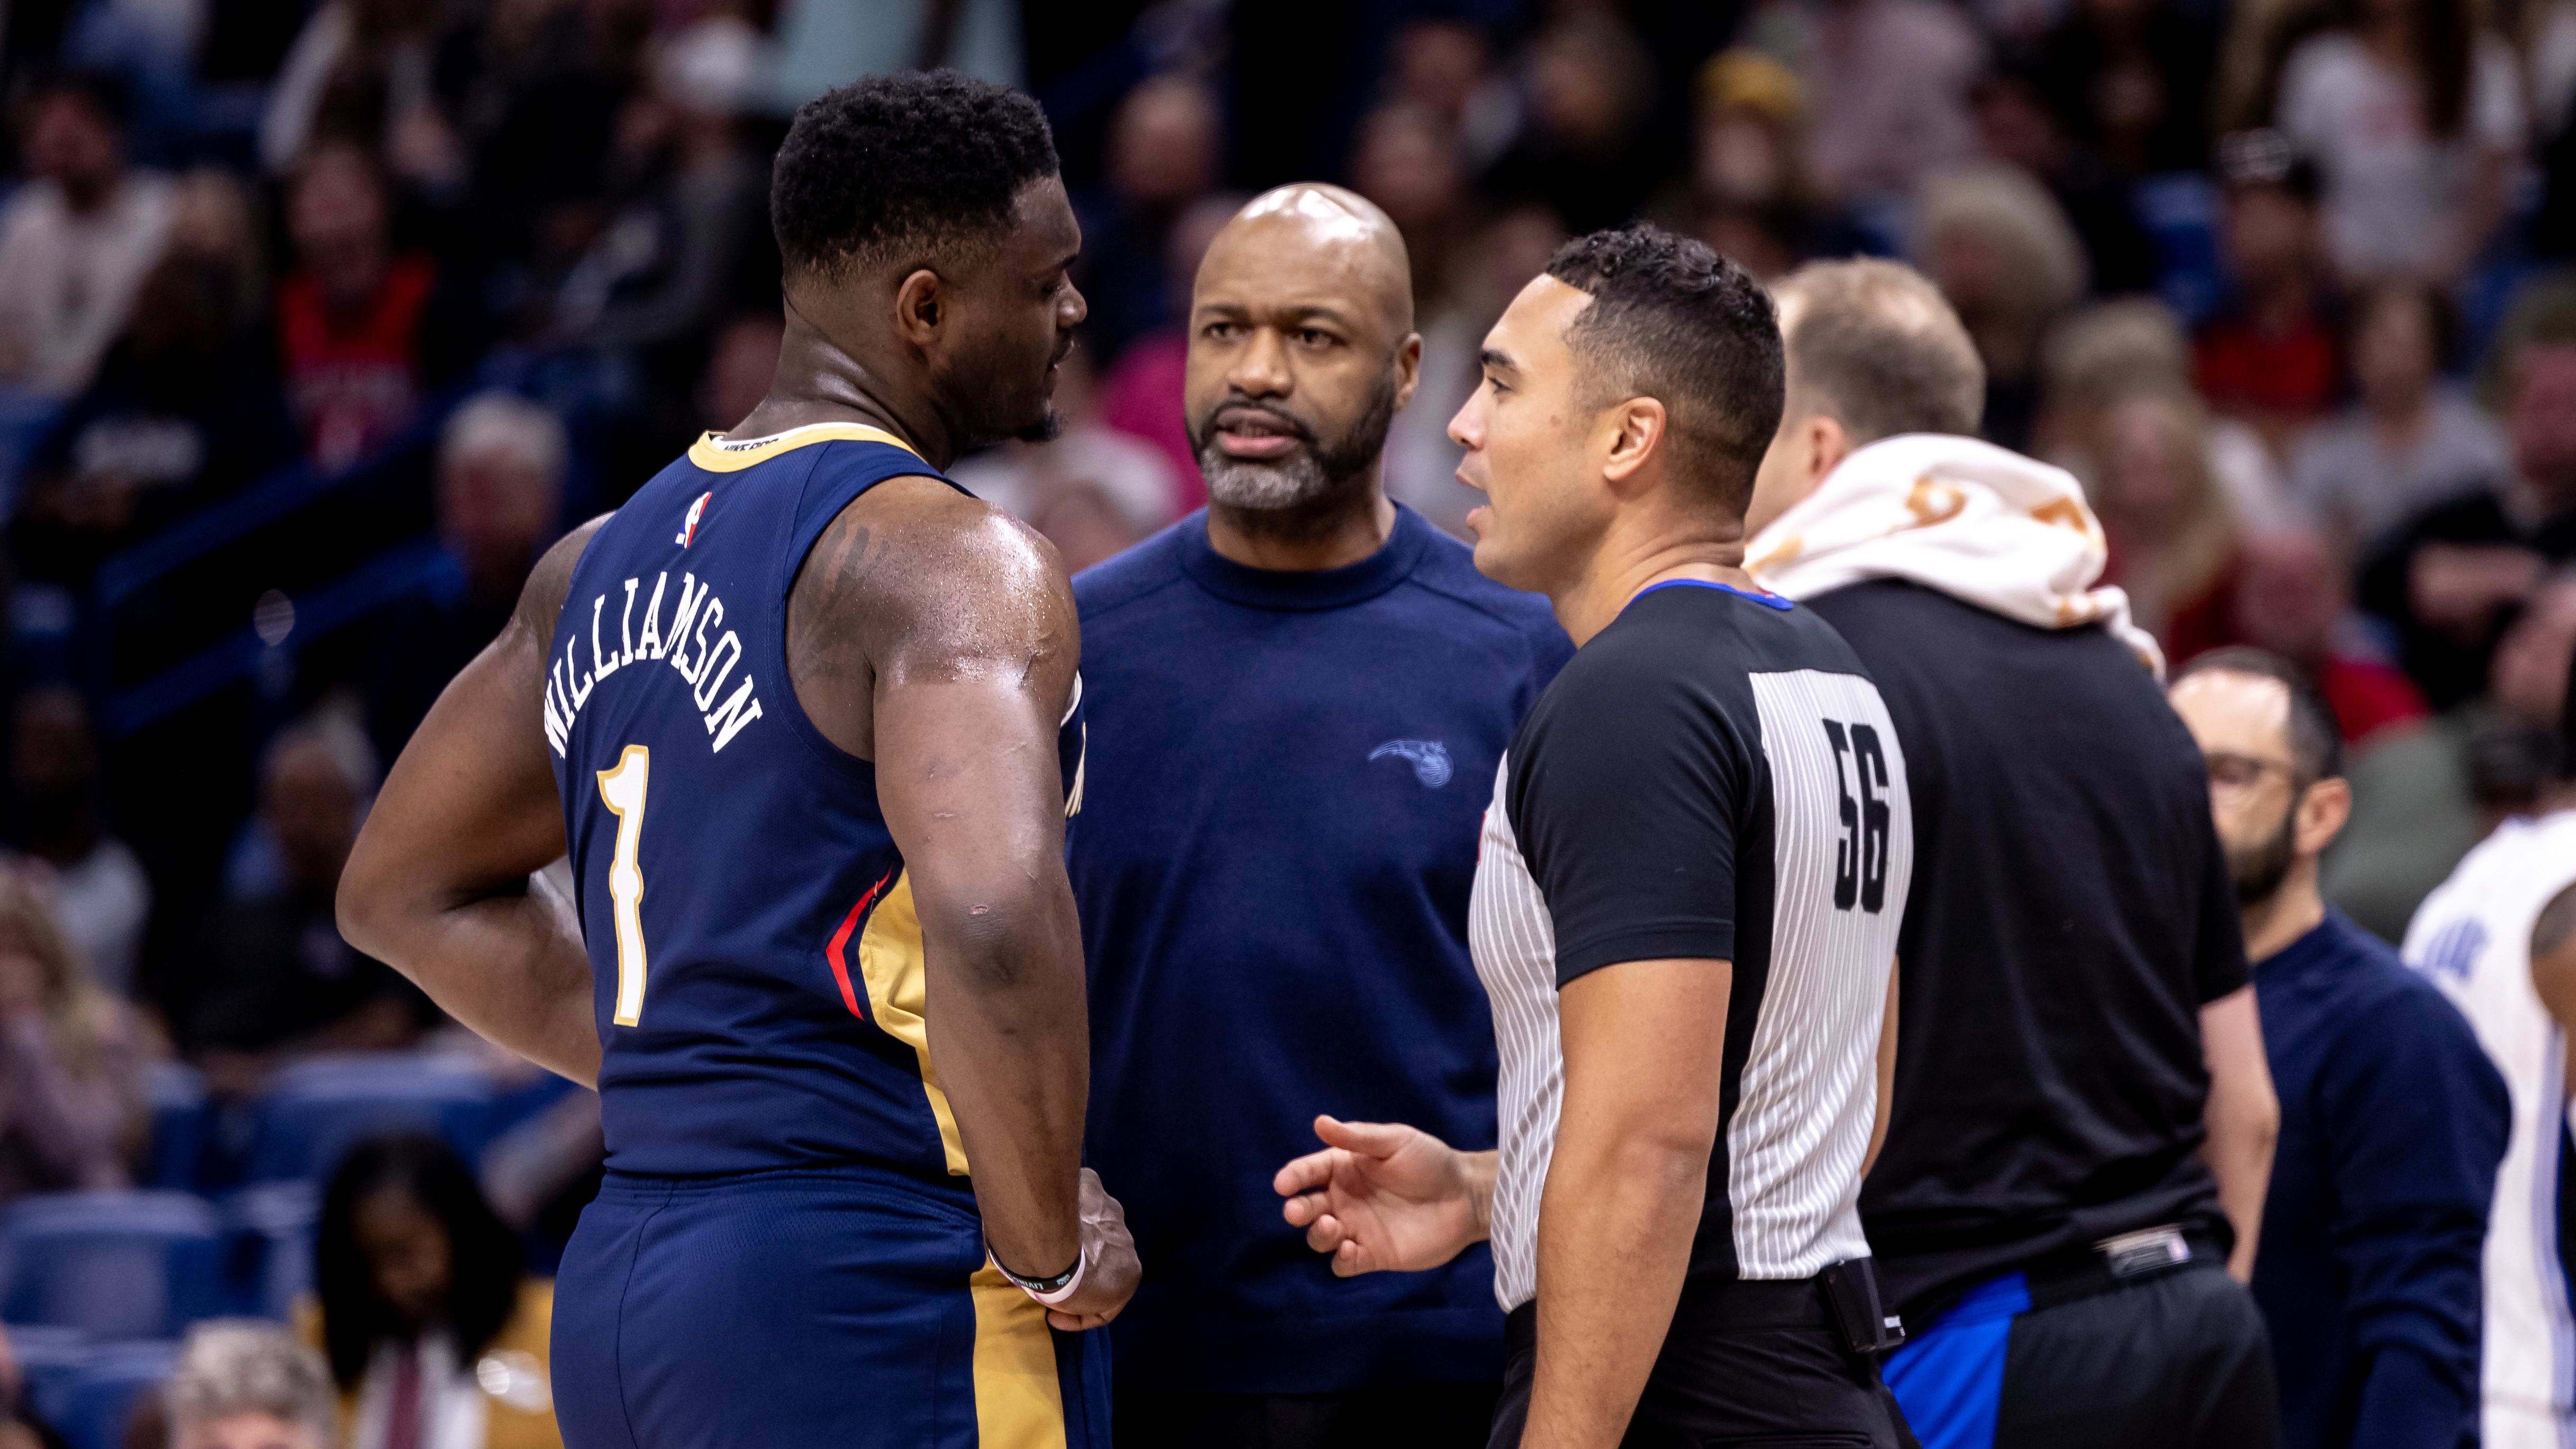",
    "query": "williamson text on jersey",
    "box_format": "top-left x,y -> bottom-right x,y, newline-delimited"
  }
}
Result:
545,569 -> 765,758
